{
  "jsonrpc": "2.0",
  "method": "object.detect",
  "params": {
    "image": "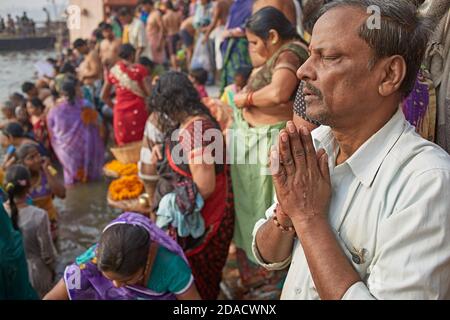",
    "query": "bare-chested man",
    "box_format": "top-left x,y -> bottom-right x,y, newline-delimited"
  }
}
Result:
73,38 -> 102,86
99,22 -> 121,74
204,0 -> 232,70
145,1 -> 165,64
163,1 -> 183,70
